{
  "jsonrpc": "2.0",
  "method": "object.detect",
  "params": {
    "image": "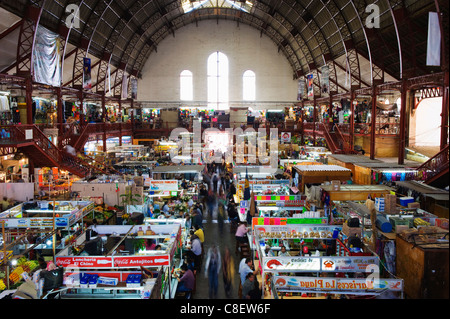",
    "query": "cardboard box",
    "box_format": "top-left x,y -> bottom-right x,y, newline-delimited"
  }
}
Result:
396,225 -> 410,234
331,180 -> 341,191
342,222 -> 362,237
407,202 -> 420,209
